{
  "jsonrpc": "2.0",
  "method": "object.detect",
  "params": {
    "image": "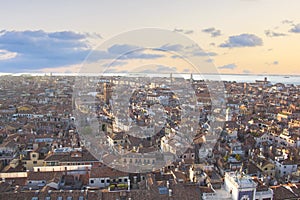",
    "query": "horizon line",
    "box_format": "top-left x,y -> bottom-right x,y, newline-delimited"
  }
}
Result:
0,72 -> 300,77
